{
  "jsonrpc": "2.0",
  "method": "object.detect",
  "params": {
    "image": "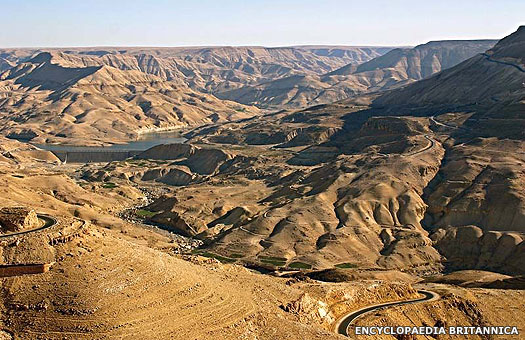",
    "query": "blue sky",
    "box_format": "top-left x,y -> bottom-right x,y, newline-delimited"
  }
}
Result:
2,0 -> 524,47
